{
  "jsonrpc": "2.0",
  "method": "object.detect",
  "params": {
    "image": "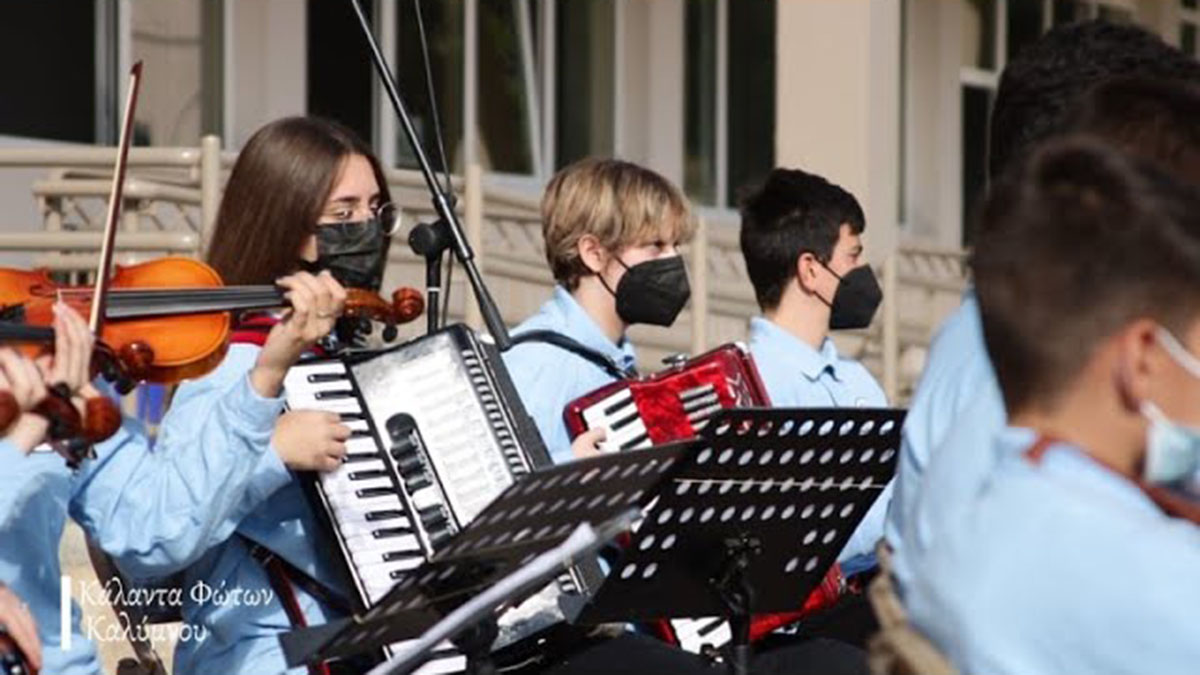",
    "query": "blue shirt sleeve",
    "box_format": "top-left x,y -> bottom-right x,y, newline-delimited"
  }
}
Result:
885,294 -> 1002,554
70,346 -> 292,580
